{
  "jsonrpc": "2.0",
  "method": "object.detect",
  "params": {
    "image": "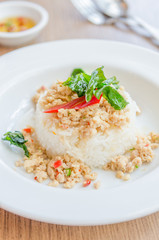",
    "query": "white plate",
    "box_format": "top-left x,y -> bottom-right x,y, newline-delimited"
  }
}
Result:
0,40 -> 159,226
